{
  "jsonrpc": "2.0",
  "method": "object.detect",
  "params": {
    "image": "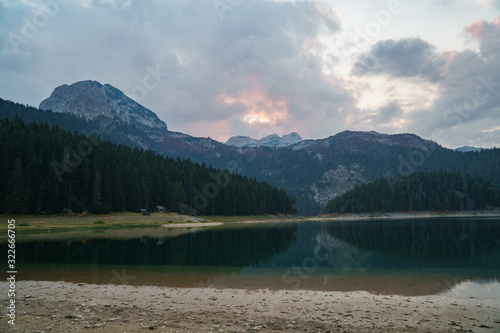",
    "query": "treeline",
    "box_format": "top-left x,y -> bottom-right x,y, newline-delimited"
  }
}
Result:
0,117 -> 296,215
324,171 -> 500,213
